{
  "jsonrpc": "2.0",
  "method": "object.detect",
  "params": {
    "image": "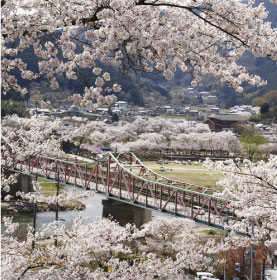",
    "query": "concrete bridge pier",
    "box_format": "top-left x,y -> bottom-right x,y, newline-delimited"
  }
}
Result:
102,199 -> 152,228
3,171 -> 34,197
